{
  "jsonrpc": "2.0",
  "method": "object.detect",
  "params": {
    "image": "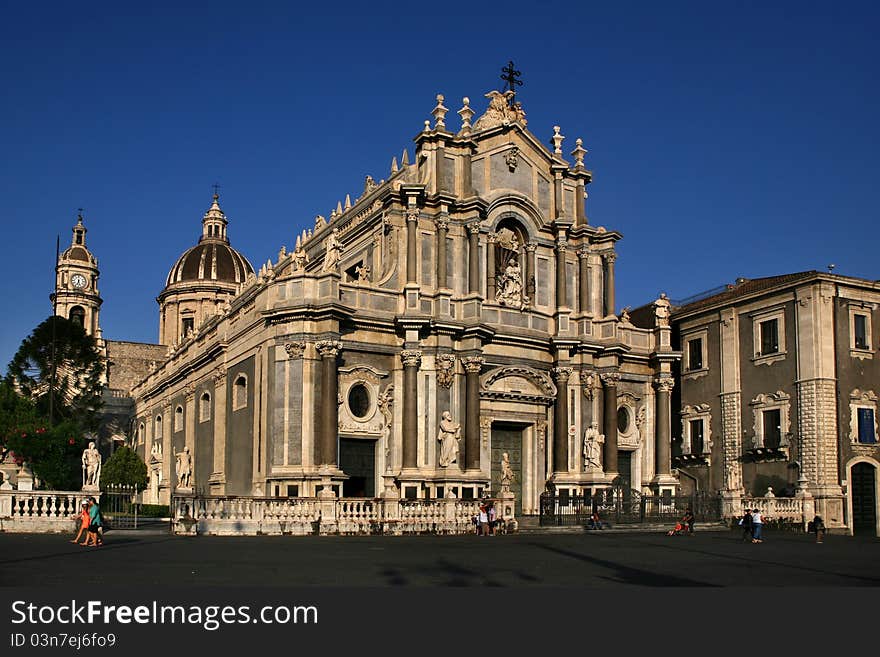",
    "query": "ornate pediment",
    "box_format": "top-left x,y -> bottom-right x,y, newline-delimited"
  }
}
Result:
480,366 -> 556,403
